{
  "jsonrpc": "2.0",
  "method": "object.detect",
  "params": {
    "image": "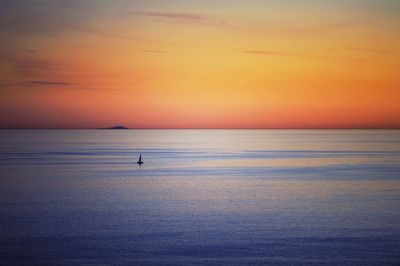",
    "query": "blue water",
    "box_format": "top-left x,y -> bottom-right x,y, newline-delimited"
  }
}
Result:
0,130 -> 399,265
